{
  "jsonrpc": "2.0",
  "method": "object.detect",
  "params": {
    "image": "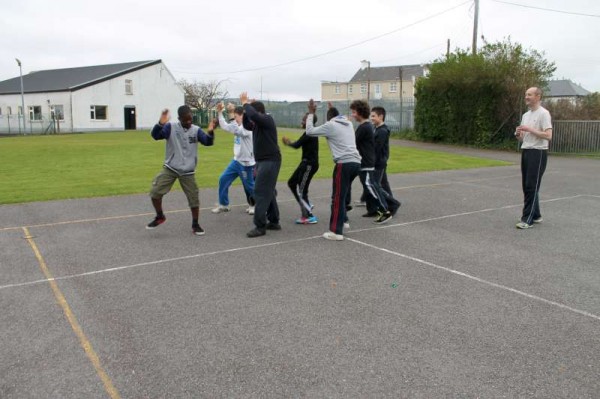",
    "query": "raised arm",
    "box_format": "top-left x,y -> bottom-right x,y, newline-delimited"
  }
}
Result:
196,119 -> 215,146
150,109 -> 172,140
